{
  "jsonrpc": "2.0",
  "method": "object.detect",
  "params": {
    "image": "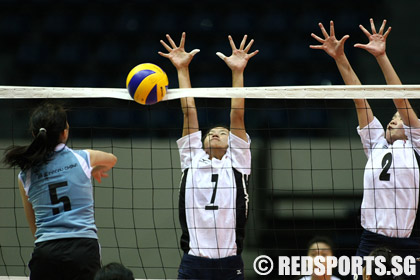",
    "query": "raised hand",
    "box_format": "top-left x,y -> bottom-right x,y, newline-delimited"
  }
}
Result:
158,32 -> 200,70
310,21 -> 349,59
216,35 -> 259,73
354,18 -> 391,57
91,165 -> 110,184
